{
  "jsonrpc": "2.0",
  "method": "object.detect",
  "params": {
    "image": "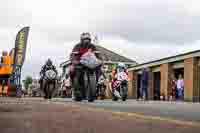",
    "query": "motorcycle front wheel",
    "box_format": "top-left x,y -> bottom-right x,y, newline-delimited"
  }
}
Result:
112,96 -> 118,101
87,74 -> 96,102
47,83 -> 54,99
73,76 -> 83,102
112,92 -> 119,101
122,96 -> 127,101
121,86 -> 128,102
